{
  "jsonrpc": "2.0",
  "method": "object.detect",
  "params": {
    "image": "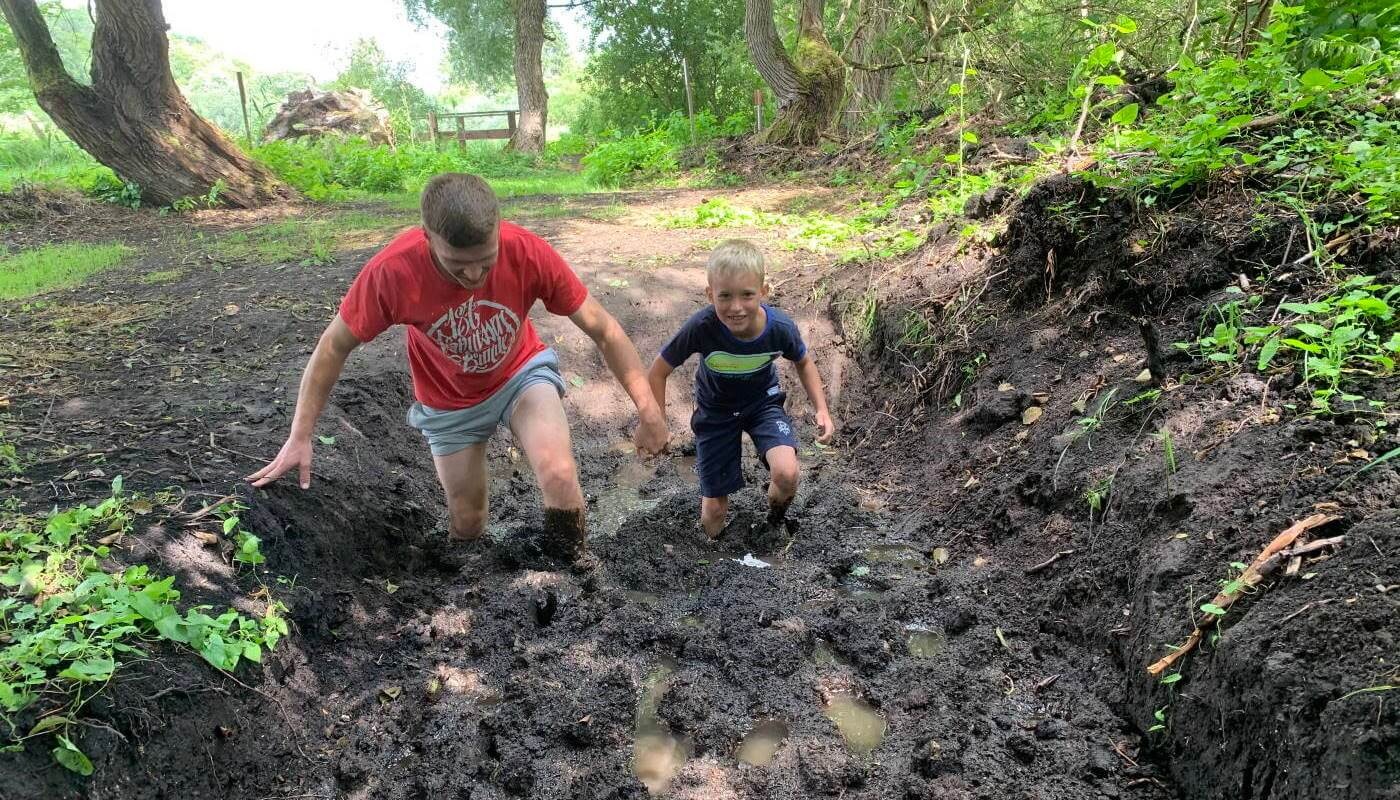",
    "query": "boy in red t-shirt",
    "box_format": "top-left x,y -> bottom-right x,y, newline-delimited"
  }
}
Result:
247,173 -> 668,561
